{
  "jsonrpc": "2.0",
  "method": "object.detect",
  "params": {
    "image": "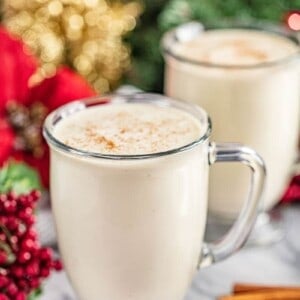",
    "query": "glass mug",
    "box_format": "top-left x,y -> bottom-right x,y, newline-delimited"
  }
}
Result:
162,22 -> 300,236
43,94 -> 265,300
